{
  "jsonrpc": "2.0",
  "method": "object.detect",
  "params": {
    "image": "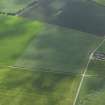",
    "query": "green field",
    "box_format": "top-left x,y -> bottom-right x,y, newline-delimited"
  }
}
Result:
0,15 -> 81,105
0,15 -> 103,73
0,14 -> 104,105
95,0 -> 105,6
